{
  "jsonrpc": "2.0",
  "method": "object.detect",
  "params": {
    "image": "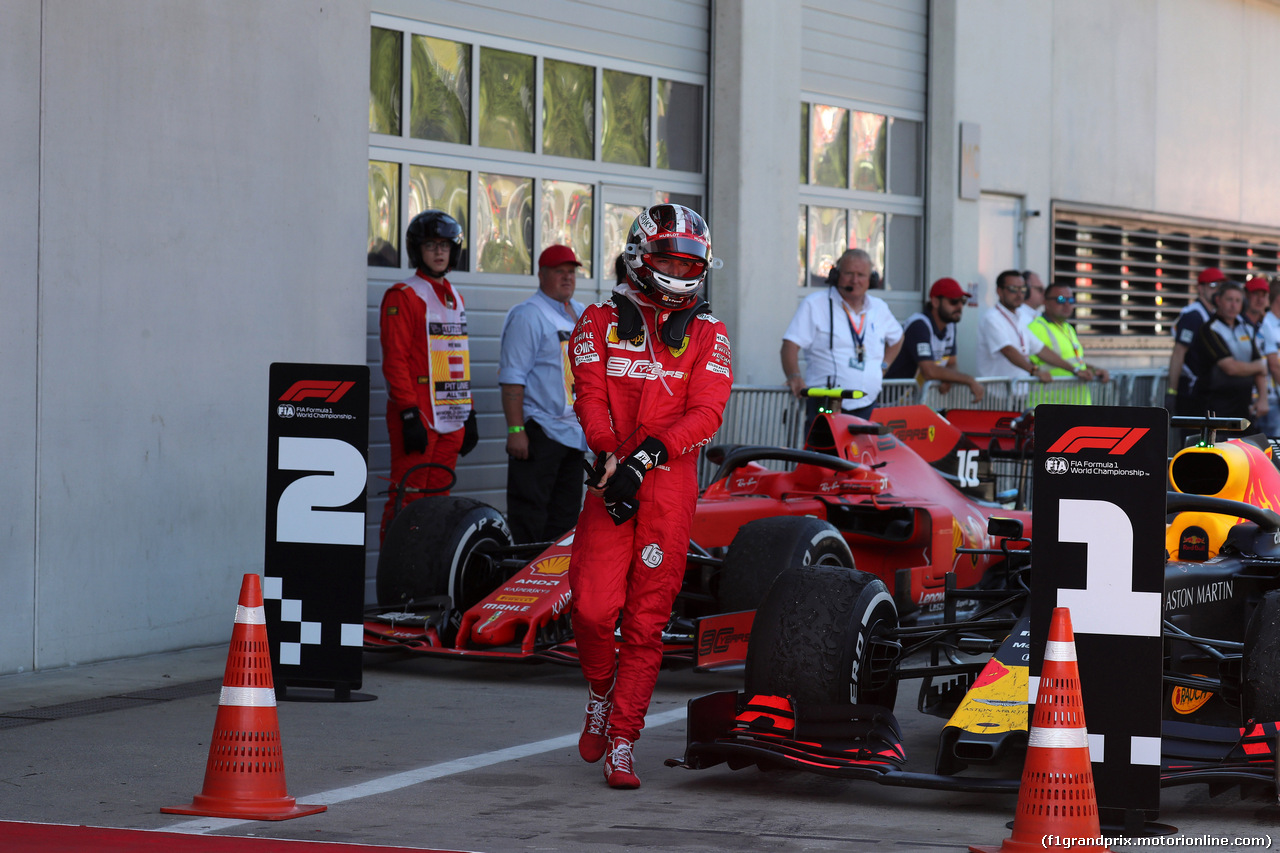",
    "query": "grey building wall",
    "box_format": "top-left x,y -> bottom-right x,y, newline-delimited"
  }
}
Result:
0,1 -> 370,673
0,1 -> 41,675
